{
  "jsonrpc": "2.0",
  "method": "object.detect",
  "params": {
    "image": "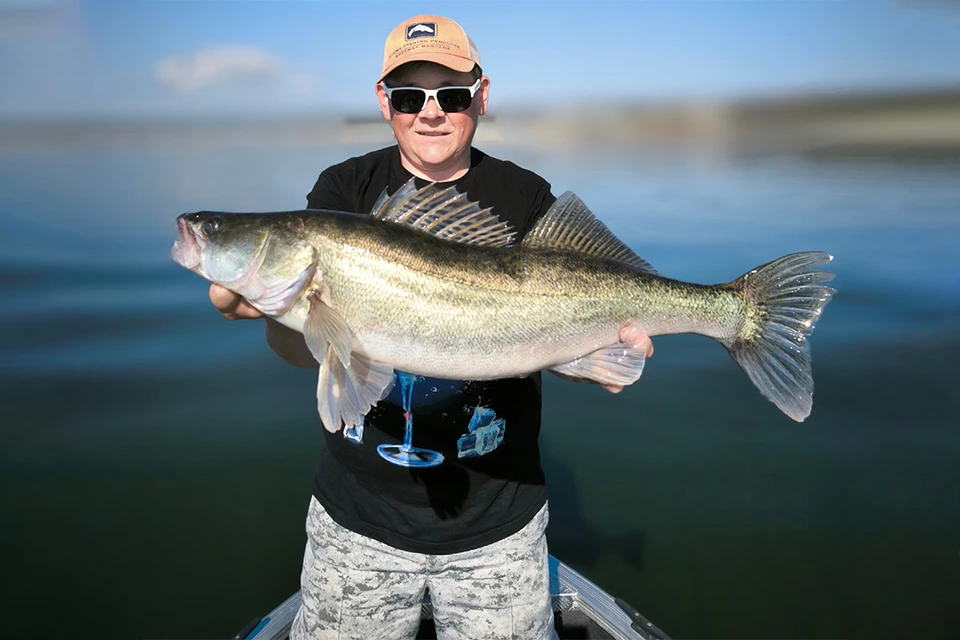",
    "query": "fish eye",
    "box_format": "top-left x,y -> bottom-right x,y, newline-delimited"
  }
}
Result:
201,218 -> 222,235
